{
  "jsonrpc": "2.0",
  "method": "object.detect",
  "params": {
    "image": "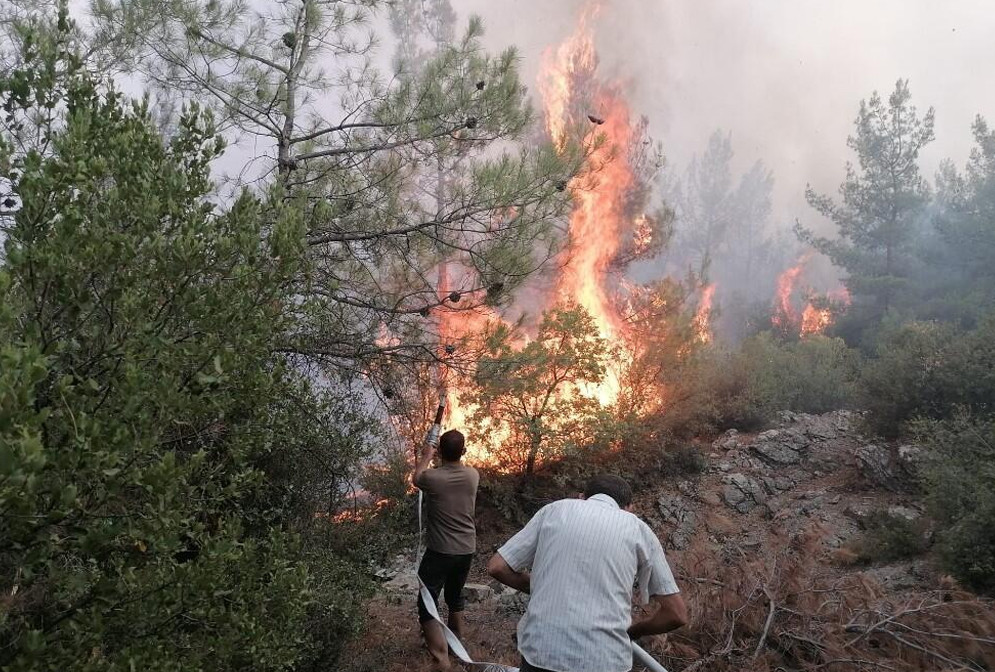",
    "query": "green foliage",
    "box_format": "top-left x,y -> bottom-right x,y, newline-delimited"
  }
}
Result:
914,414 -> 995,594
0,31 -> 371,671
860,315 -> 995,436
850,511 -> 929,564
705,334 -> 861,429
798,80 -> 935,334
465,304 -> 609,477
659,443 -> 709,477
